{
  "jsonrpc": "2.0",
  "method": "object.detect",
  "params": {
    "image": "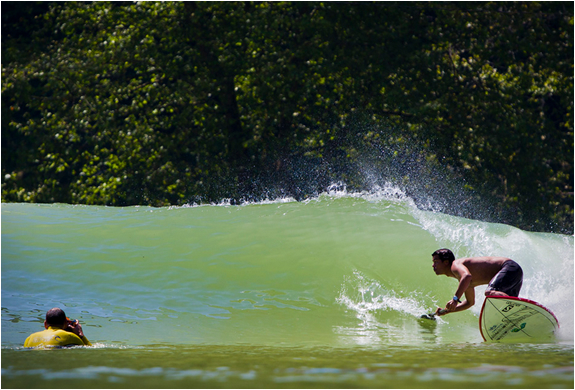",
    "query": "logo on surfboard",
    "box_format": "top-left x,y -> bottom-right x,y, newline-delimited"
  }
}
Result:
511,323 -> 526,333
